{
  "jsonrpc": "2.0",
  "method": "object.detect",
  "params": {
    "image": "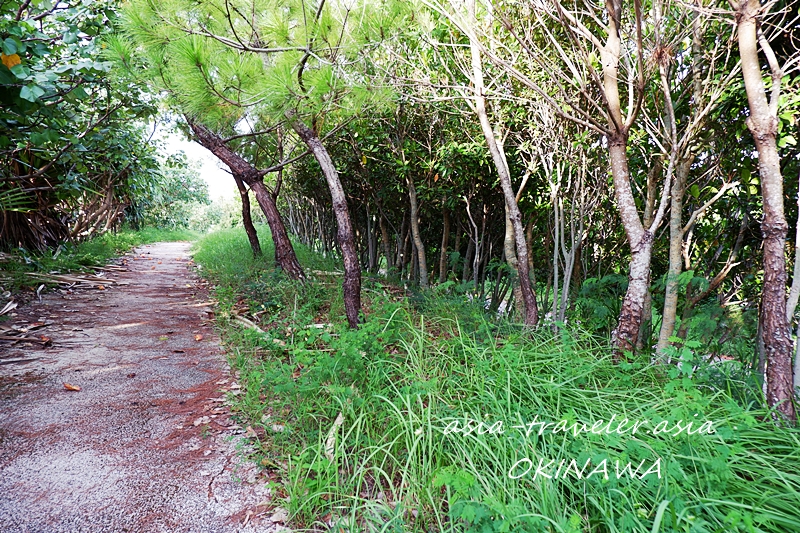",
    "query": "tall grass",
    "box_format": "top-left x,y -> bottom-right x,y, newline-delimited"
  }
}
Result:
193,228 -> 800,533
